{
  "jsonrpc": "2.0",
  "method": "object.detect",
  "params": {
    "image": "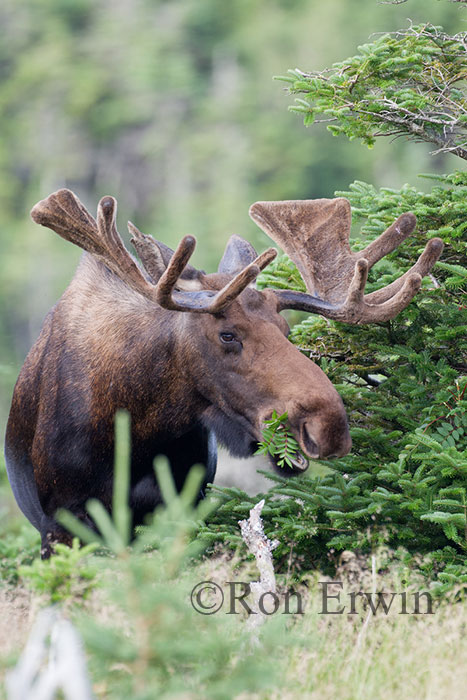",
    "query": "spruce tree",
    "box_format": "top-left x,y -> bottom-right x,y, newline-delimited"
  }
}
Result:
200,20 -> 467,594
